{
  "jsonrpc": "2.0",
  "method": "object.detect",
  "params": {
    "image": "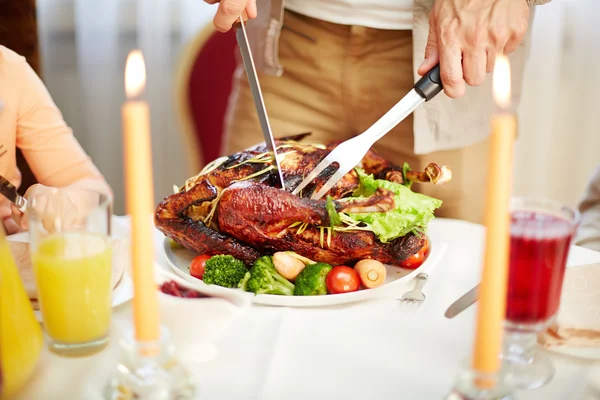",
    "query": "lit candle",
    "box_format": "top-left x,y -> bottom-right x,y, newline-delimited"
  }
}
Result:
472,55 -> 516,379
123,50 -> 160,343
